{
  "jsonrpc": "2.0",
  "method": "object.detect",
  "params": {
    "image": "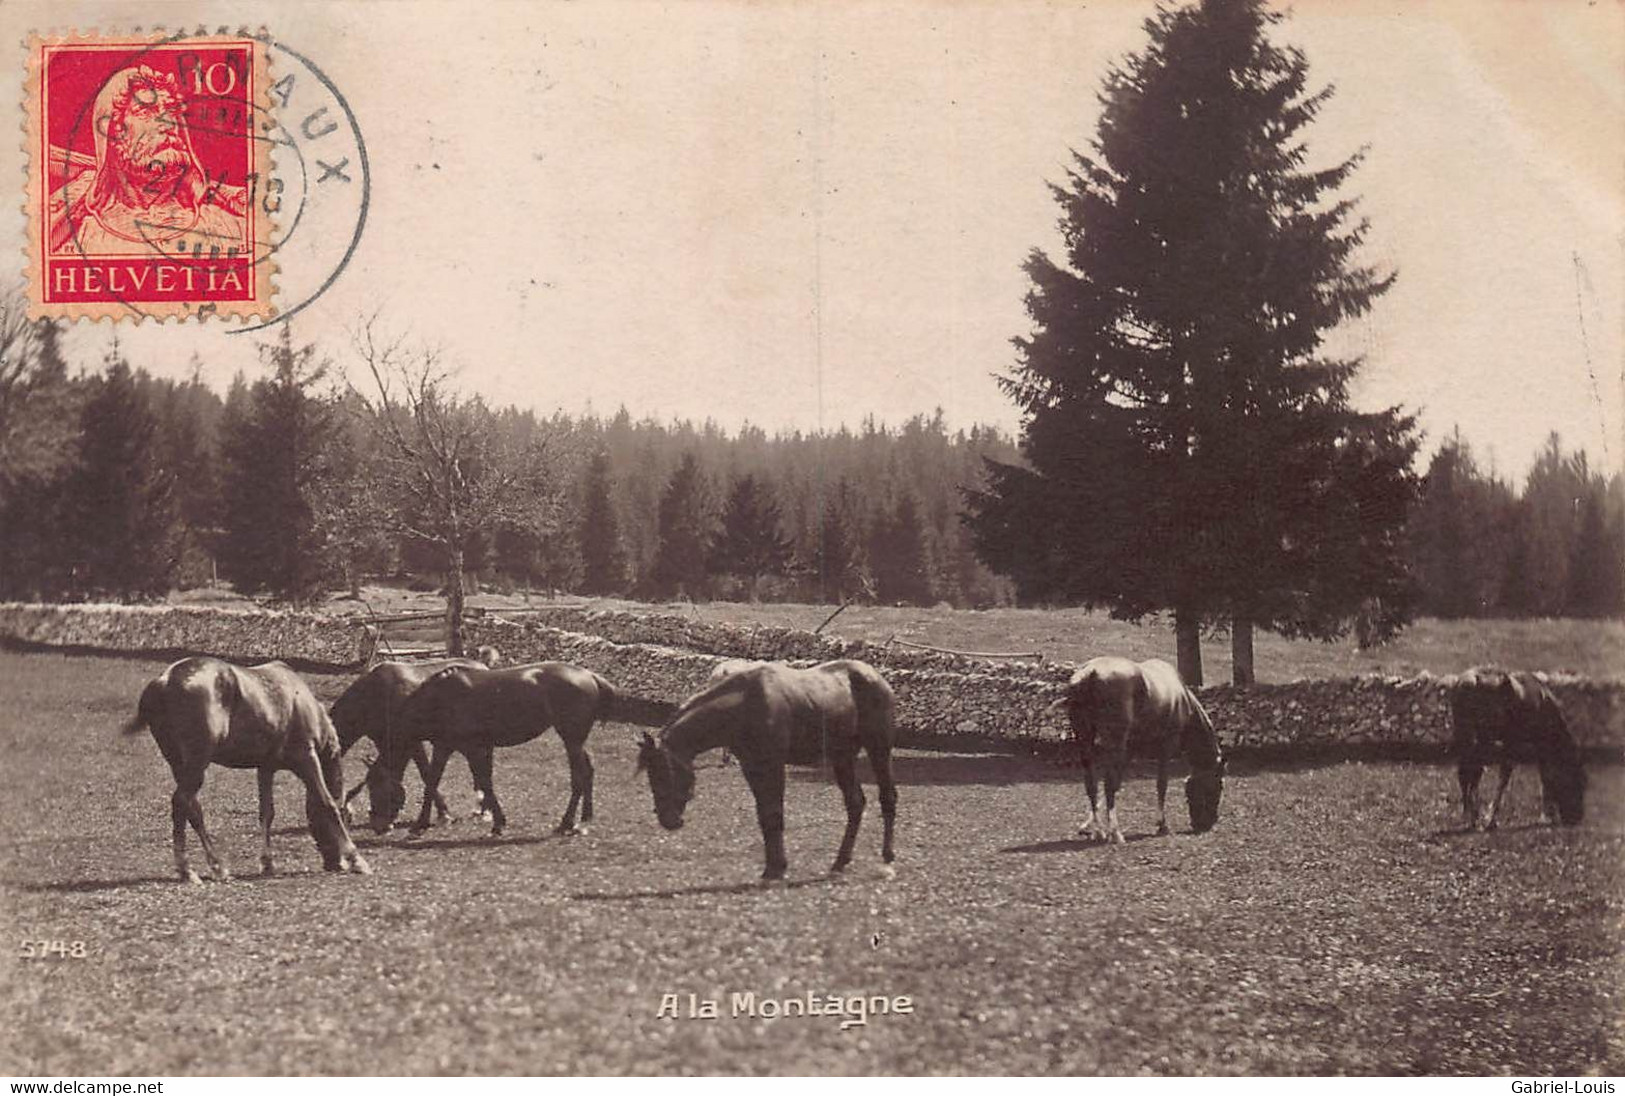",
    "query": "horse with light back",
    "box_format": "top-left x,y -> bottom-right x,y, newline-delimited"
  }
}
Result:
124,657 -> 371,881
1059,656 -> 1225,843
